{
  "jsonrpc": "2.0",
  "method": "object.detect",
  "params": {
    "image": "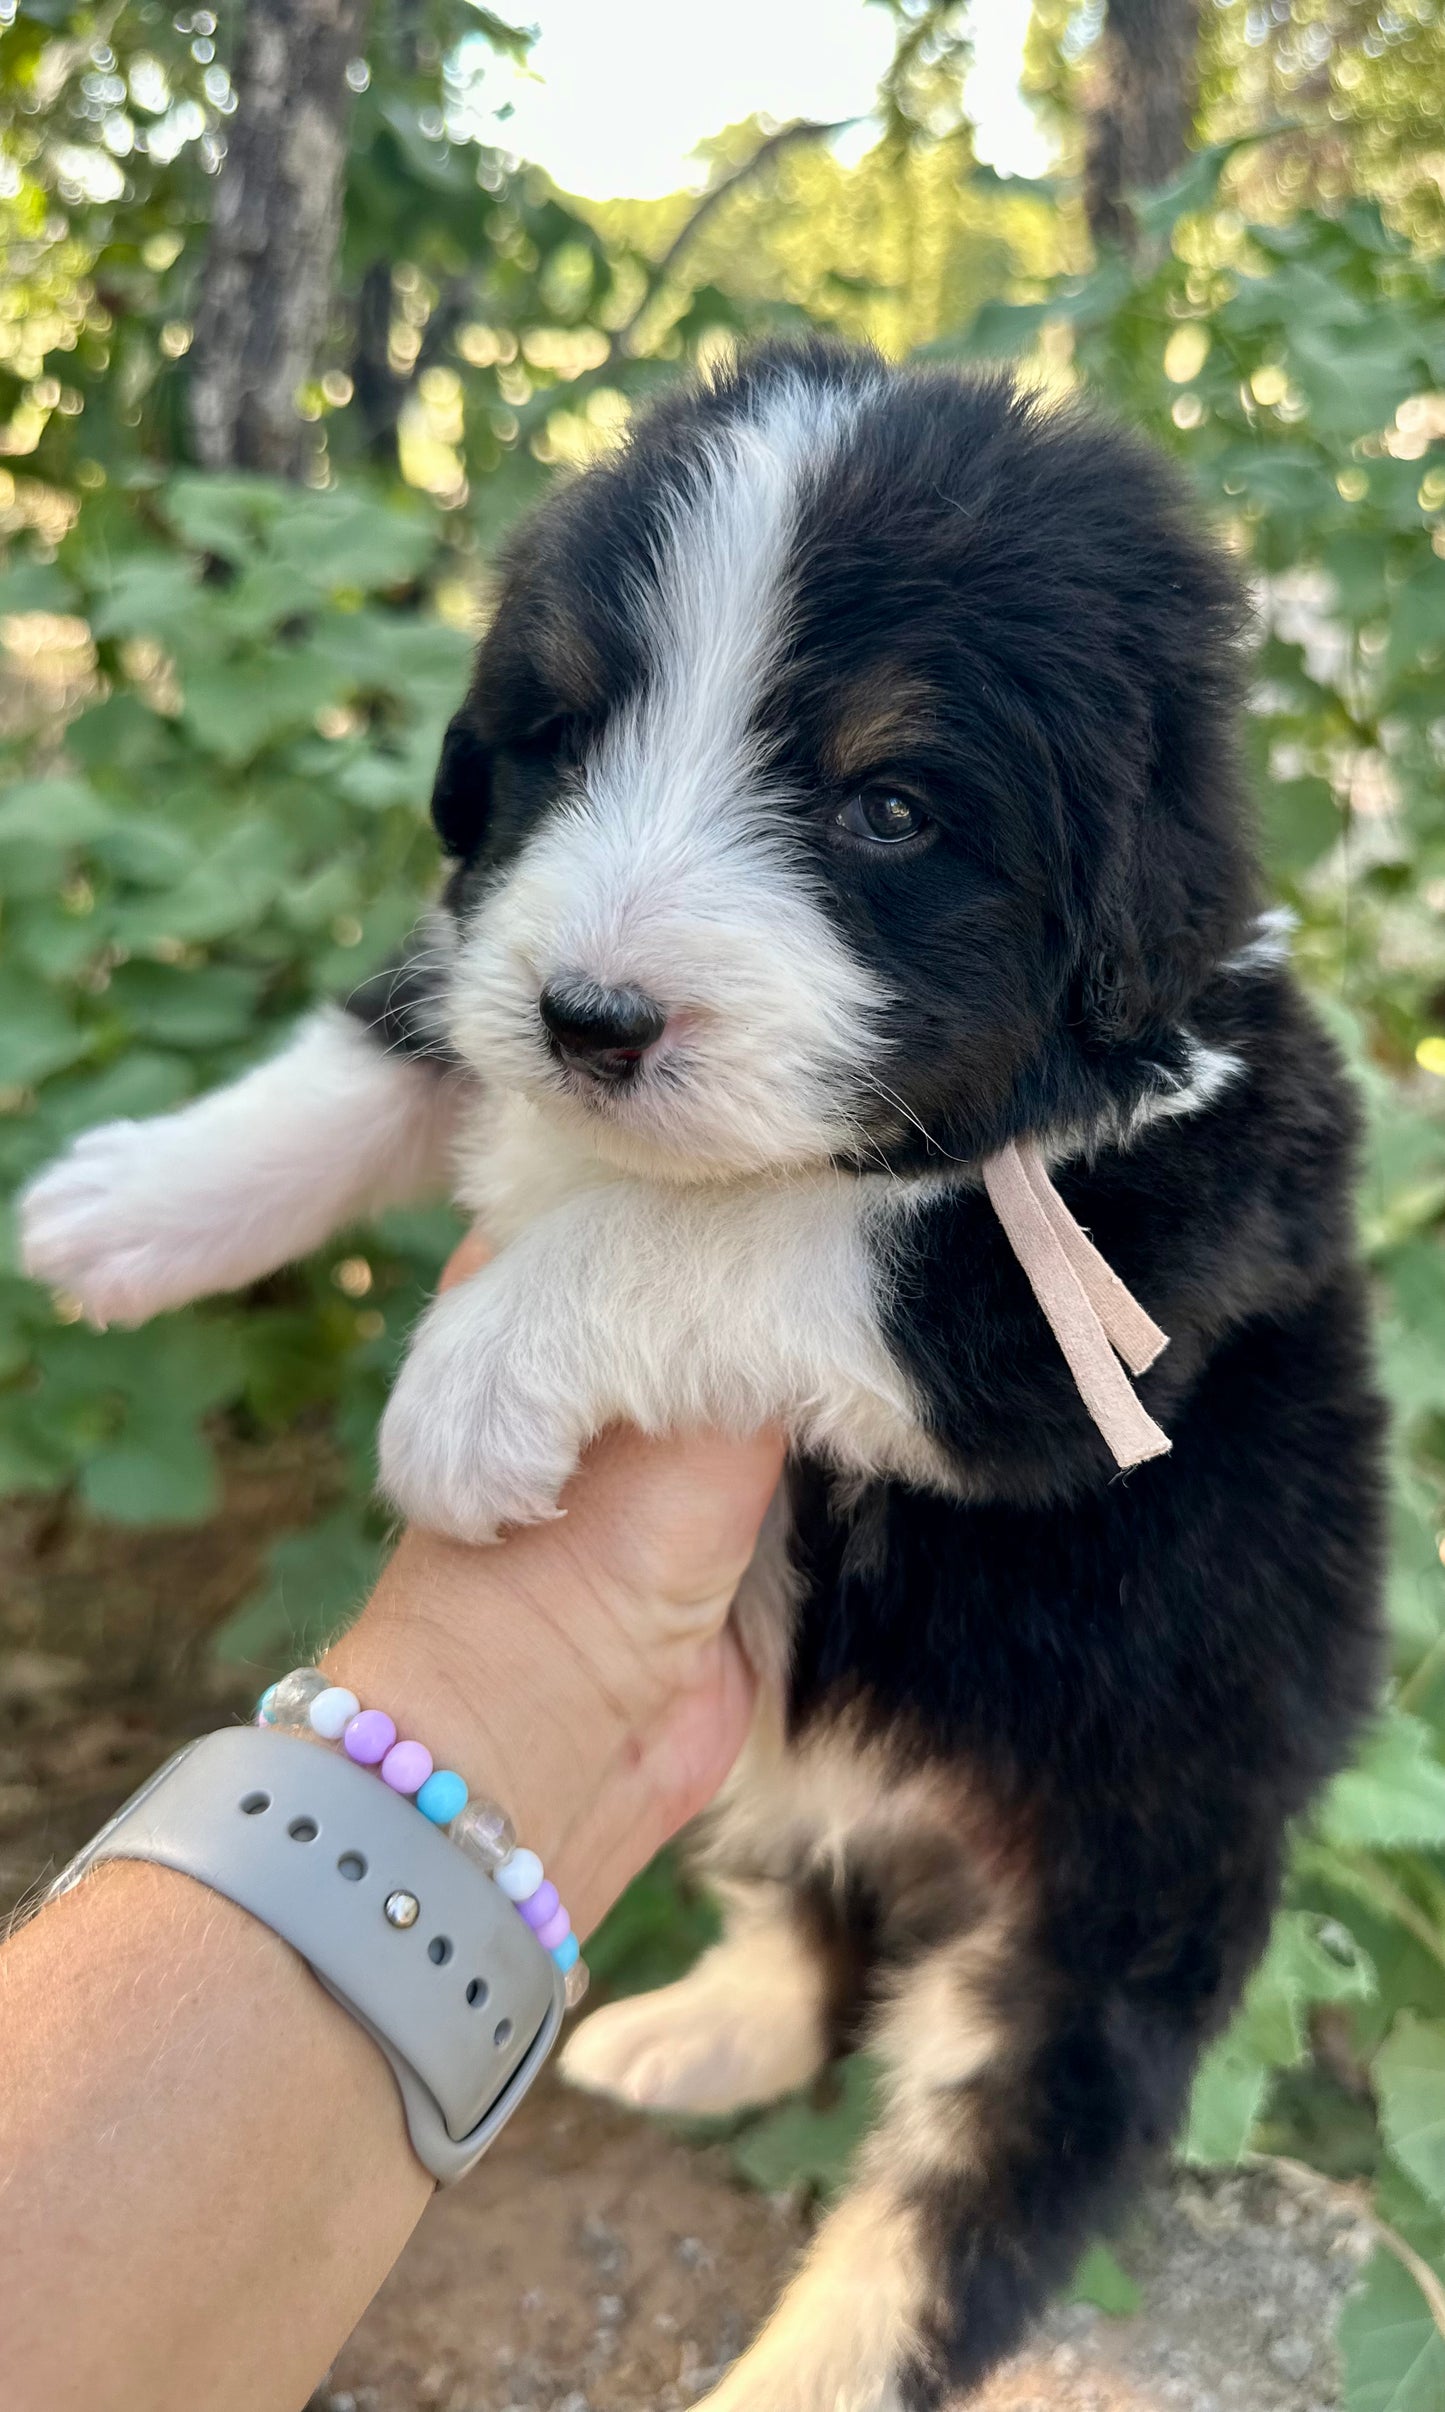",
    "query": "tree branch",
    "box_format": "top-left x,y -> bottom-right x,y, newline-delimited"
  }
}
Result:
618,115 -> 853,350
511,116 -> 855,437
